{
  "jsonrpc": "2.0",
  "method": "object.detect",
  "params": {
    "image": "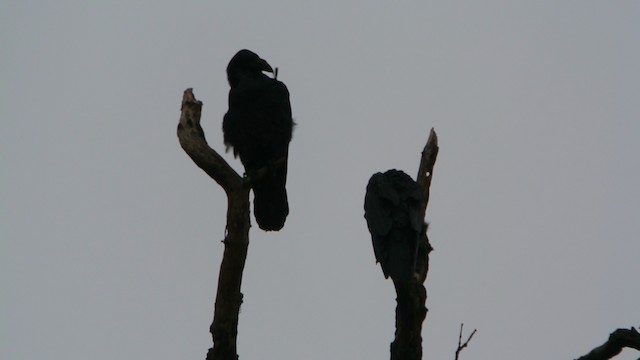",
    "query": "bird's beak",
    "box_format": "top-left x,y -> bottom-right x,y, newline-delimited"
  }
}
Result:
261,59 -> 274,73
